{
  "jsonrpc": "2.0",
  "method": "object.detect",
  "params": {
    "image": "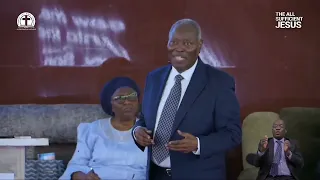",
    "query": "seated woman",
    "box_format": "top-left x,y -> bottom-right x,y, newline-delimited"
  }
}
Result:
59,77 -> 148,180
